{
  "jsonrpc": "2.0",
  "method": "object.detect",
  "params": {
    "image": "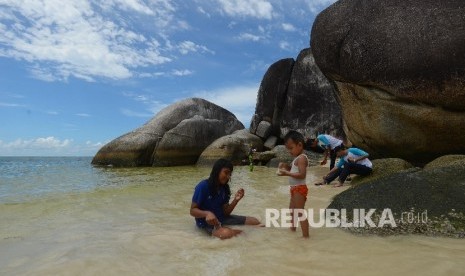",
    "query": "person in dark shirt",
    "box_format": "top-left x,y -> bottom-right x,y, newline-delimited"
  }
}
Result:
190,159 -> 260,239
